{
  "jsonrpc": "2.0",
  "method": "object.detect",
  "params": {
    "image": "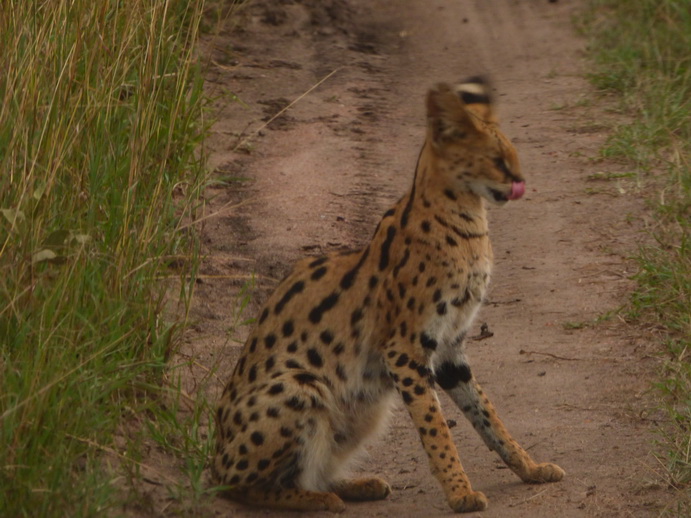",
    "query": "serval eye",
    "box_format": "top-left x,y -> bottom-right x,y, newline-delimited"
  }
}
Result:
494,157 -> 512,175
